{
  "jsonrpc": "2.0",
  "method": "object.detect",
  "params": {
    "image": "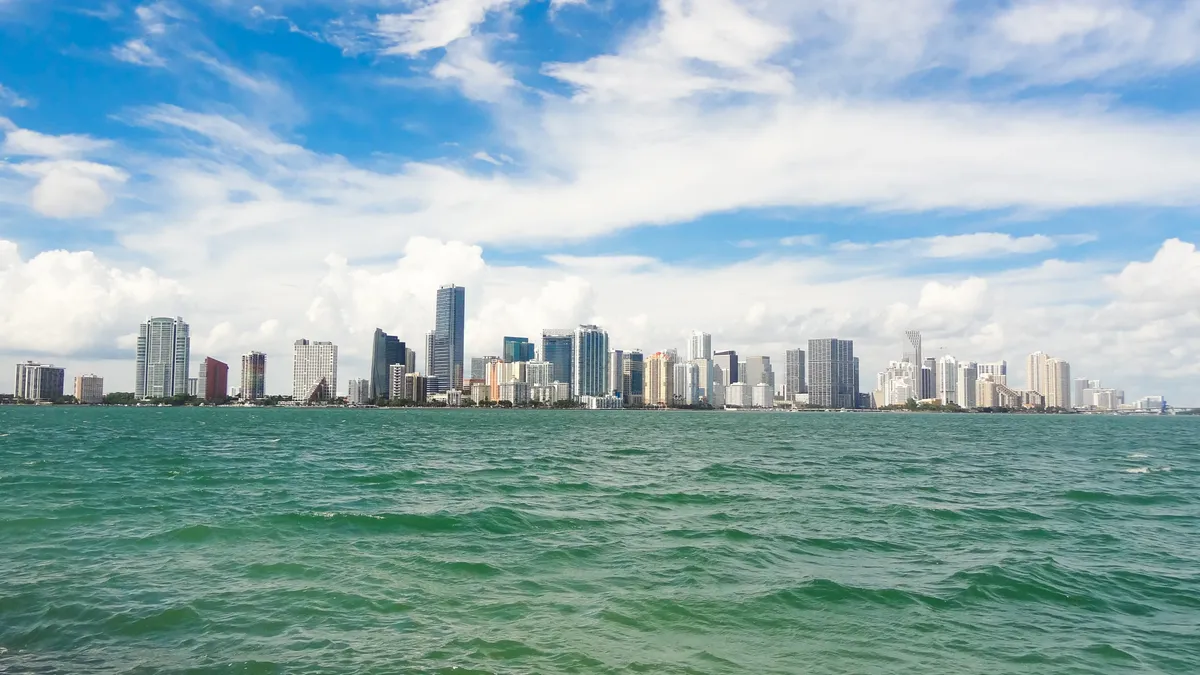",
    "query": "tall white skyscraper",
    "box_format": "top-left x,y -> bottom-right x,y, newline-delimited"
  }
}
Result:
808,340 -> 854,408
135,316 -> 190,399
937,355 -> 959,405
957,361 -> 978,409
1027,351 -> 1049,394
1045,358 -> 1071,409
607,349 -> 624,397
293,339 -> 338,402
687,331 -> 712,362
572,325 -> 609,398
903,330 -> 924,397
